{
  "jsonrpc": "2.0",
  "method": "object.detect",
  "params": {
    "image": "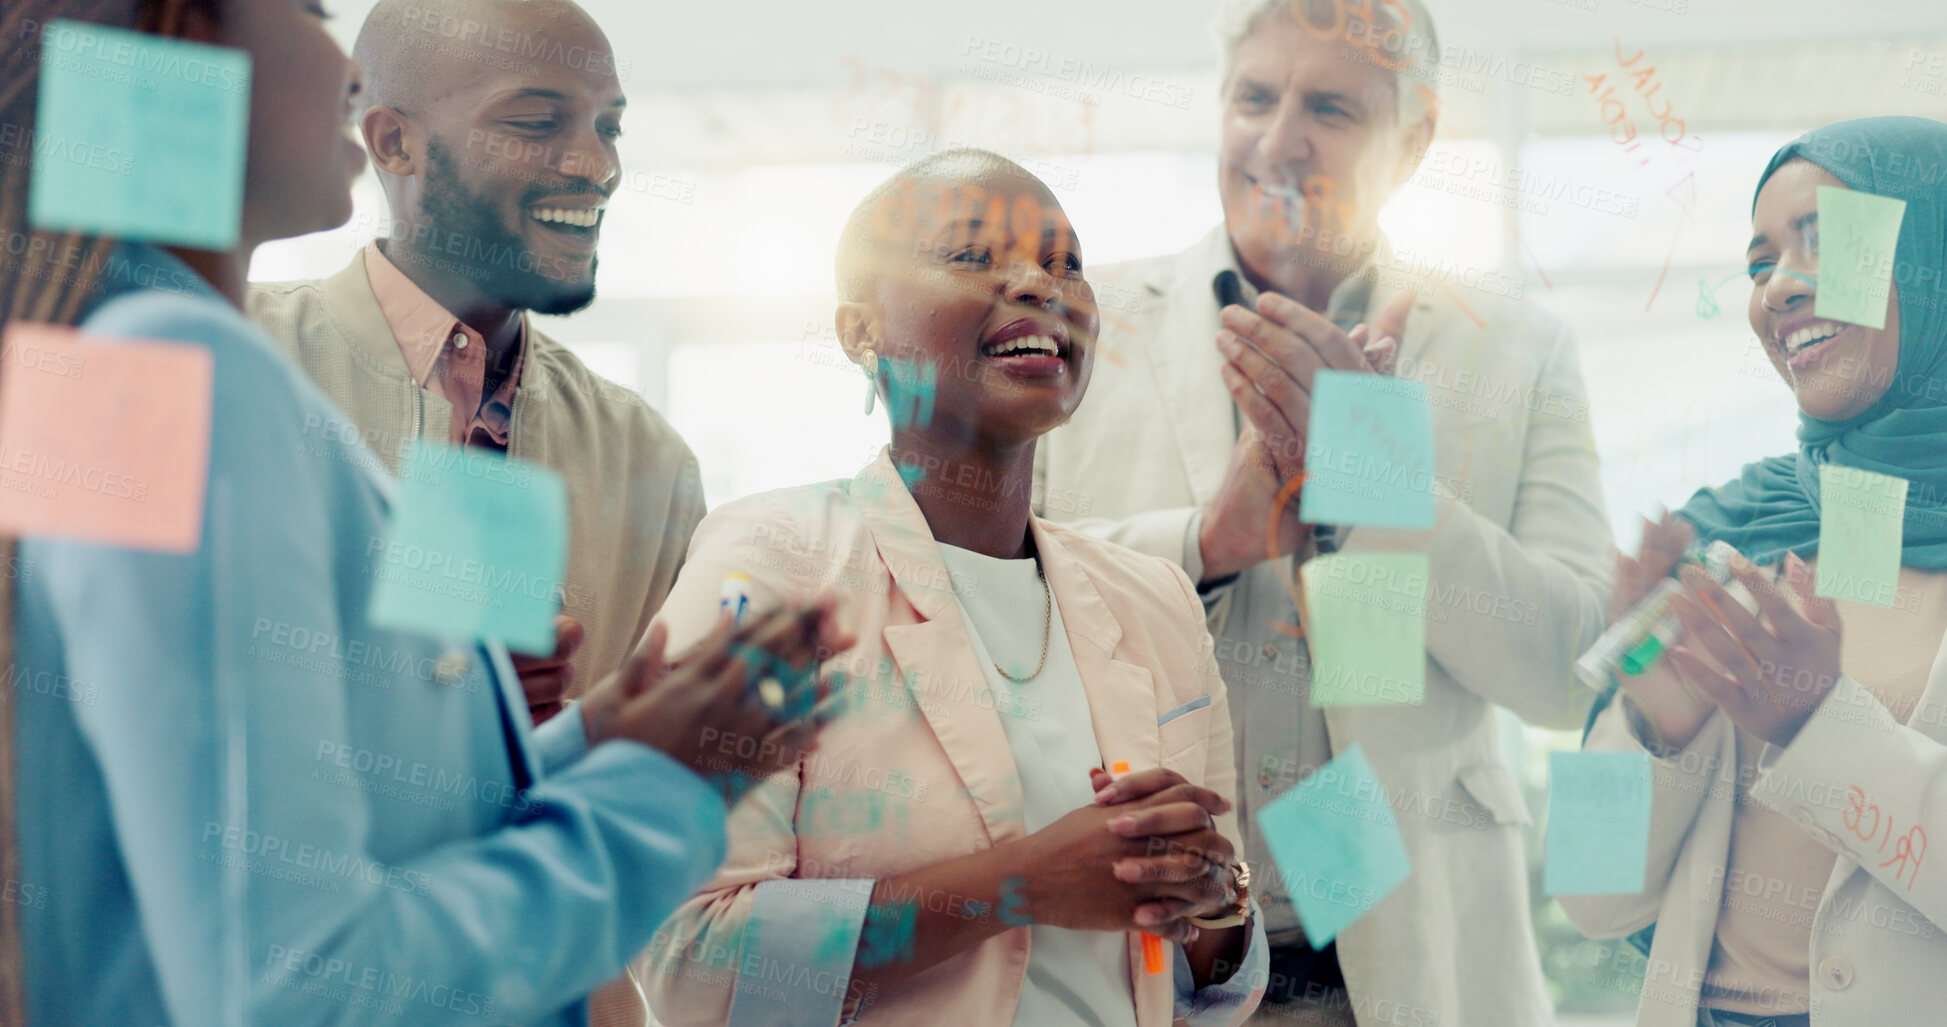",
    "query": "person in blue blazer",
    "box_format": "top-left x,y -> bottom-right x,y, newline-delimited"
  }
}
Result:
0,2 -> 843,1025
